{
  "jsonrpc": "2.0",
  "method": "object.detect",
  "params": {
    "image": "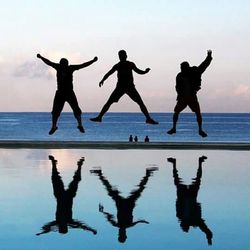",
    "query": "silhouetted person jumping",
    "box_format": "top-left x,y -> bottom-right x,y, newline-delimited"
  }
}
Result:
90,167 -> 158,243
167,156 -> 213,245
37,53 -> 98,135
90,50 -> 158,124
167,50 -> 213,137
36,156 -> 97,235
